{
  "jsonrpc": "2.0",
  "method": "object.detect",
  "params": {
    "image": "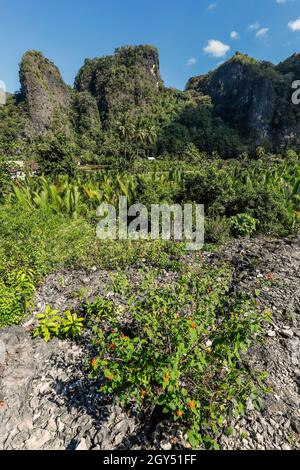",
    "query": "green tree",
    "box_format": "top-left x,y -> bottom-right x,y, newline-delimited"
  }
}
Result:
36,134 -> 78,176
145,124 -> 157,157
